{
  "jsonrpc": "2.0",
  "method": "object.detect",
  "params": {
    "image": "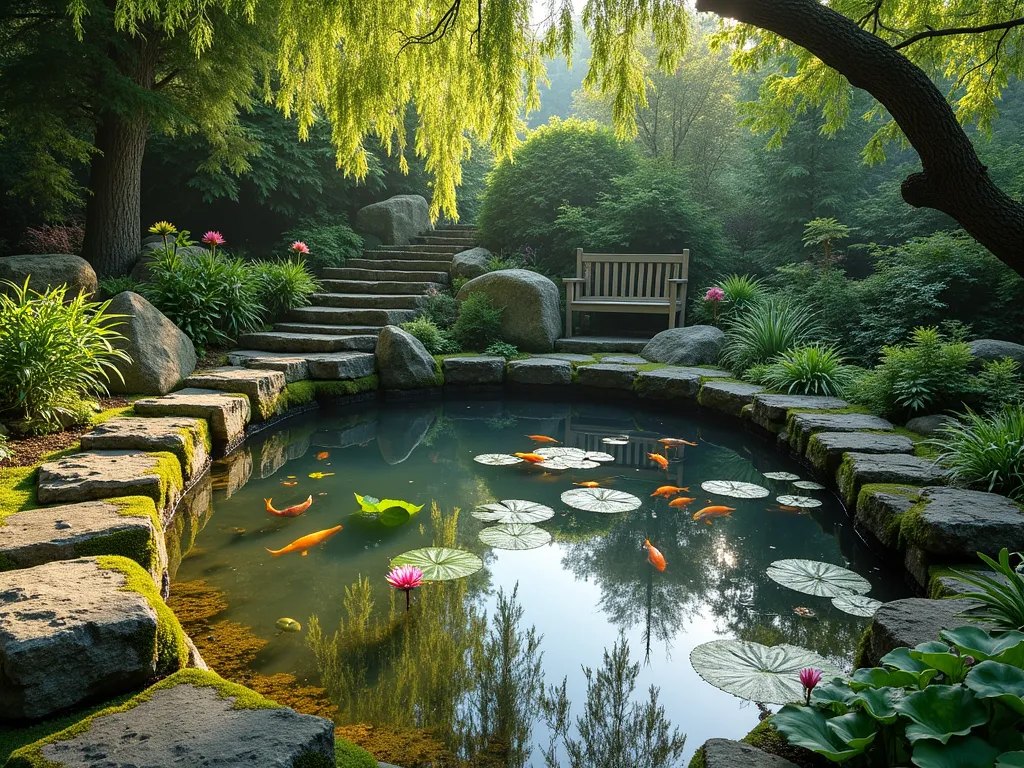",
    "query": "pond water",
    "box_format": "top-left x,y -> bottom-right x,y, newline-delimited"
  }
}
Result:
175,396 -> 913,766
